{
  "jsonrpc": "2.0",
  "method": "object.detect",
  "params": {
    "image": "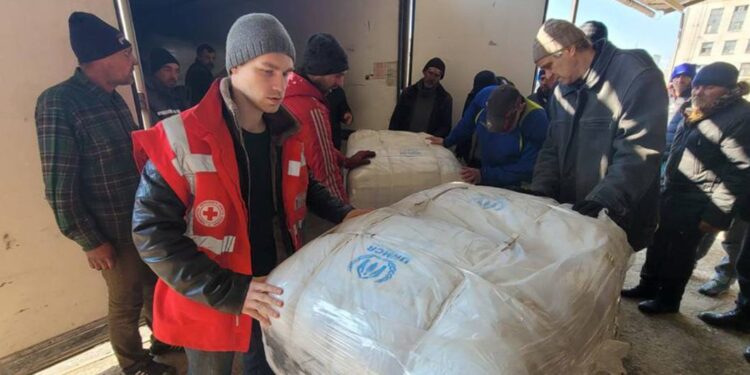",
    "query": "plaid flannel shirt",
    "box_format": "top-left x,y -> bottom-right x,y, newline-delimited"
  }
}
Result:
35,69 -> 141,251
